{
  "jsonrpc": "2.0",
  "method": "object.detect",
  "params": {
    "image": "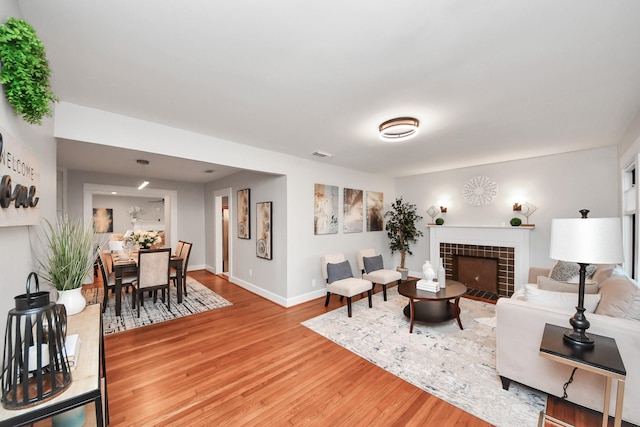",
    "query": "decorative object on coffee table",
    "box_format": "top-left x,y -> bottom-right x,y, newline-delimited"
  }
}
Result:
549,209 -> 623,347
